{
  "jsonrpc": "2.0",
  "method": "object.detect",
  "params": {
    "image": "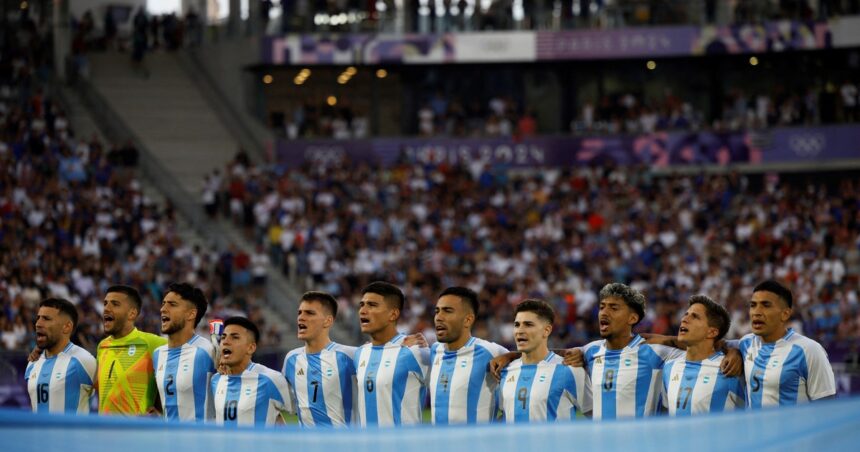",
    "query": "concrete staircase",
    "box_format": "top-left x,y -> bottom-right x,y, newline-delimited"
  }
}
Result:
82,50 -> 306,351
87,51 -> 237,197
